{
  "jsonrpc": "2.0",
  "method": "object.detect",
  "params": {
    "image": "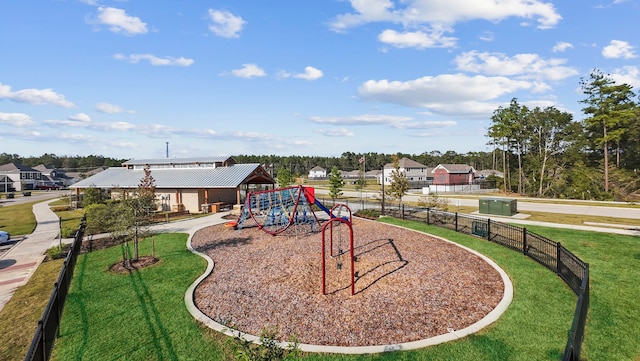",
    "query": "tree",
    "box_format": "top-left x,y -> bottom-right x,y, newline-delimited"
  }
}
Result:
110,166 -> 157,263
277,167 -> 293,187
328,166 -> 344,200
82,185 -> 105,207
580,69 -> 637,192
385,155 -> 409,207
487,98 -> 528,194
525,106 -> 575,197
